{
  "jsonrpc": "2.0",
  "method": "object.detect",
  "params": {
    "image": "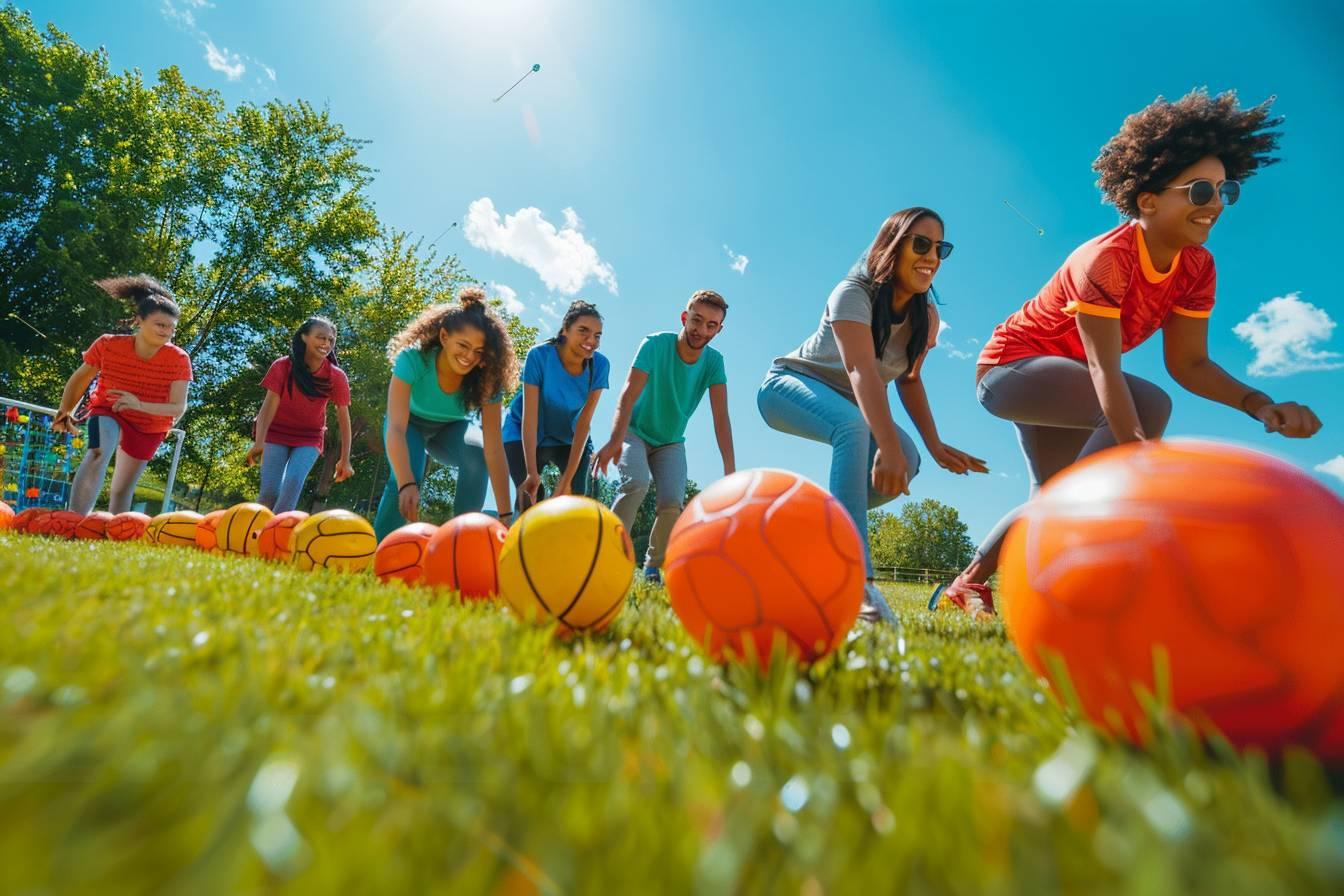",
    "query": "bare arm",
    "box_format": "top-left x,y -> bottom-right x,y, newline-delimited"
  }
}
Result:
52,363 -> 98,432
109,380 -> 189,420
559,389 -> 604,492
708,382 -> 735,476
520,383 -> 543,504
385,377 -> 416,491
478,400 -> 513,517
245,390 -> 282,466
334,404 -> 354,481
591,368 -> 650,476
896,352 -> 989,475
833,319 -> 912,496
1164,314 -> 1322,437
1076,313 -> 1144,443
